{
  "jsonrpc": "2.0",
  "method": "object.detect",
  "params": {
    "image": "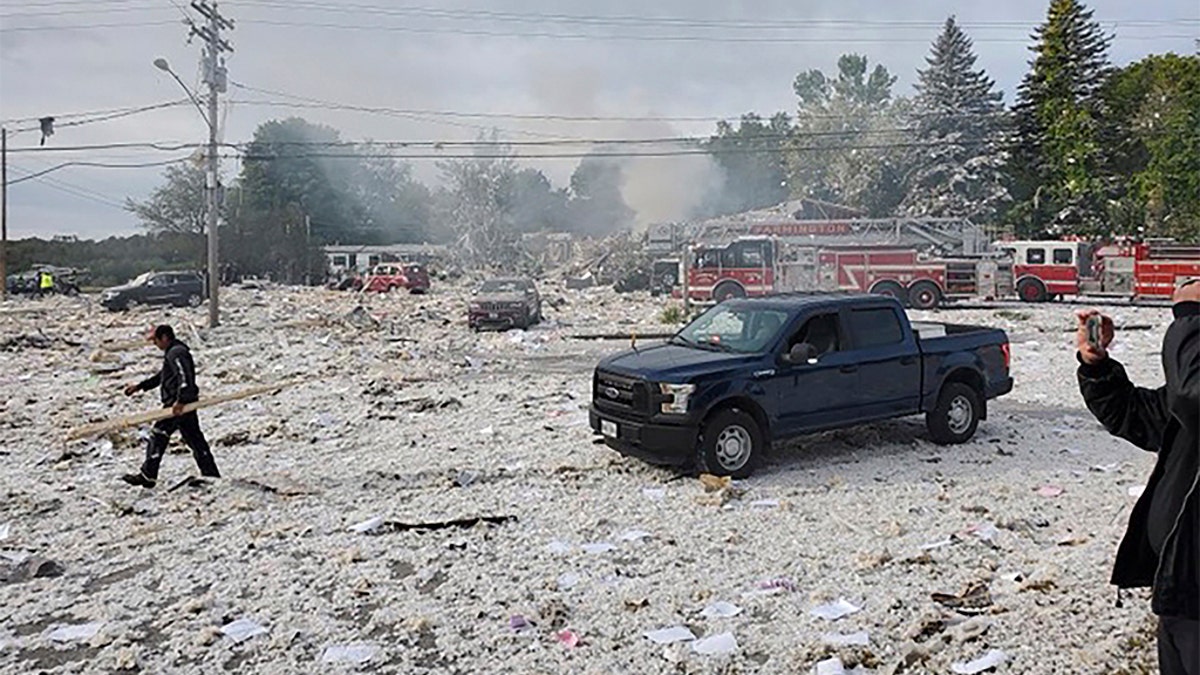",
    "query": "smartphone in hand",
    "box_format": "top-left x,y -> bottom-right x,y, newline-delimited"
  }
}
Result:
1086,315 -> 1104,350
